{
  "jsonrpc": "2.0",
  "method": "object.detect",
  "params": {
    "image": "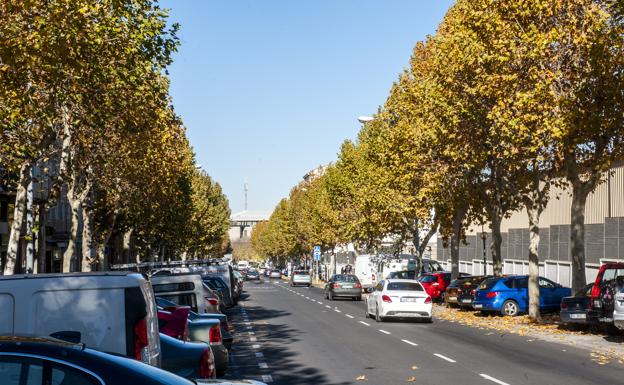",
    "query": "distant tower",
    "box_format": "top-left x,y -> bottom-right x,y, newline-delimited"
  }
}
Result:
244,180 -> 248,211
